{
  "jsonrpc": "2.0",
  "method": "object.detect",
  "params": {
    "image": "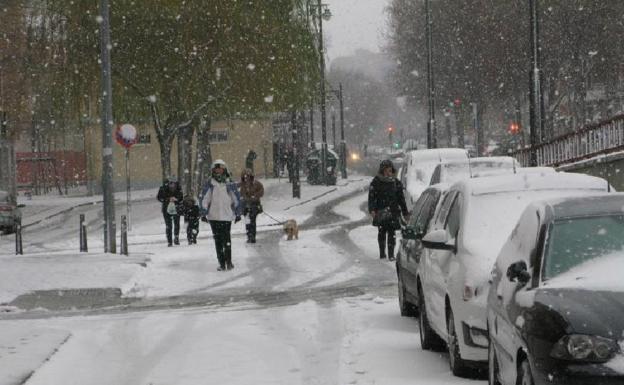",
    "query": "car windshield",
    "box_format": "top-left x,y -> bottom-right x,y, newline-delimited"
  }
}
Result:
543,215 -> 624,280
